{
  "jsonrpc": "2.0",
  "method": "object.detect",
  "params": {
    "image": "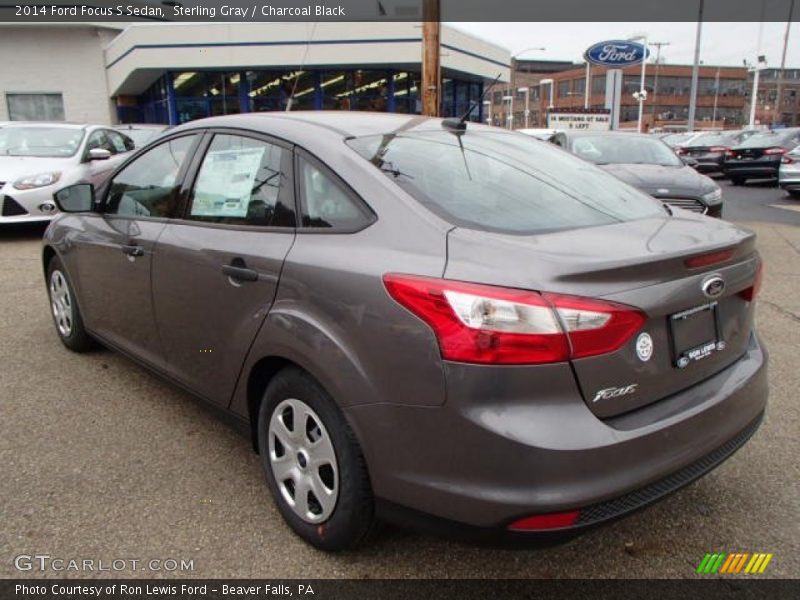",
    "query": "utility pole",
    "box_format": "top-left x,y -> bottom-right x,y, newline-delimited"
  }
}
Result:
772,0 -> 795,127
748,1 -> 767,128
421,0 -> 440,117
649,41 -> 670,123
687,0 -> 704,131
